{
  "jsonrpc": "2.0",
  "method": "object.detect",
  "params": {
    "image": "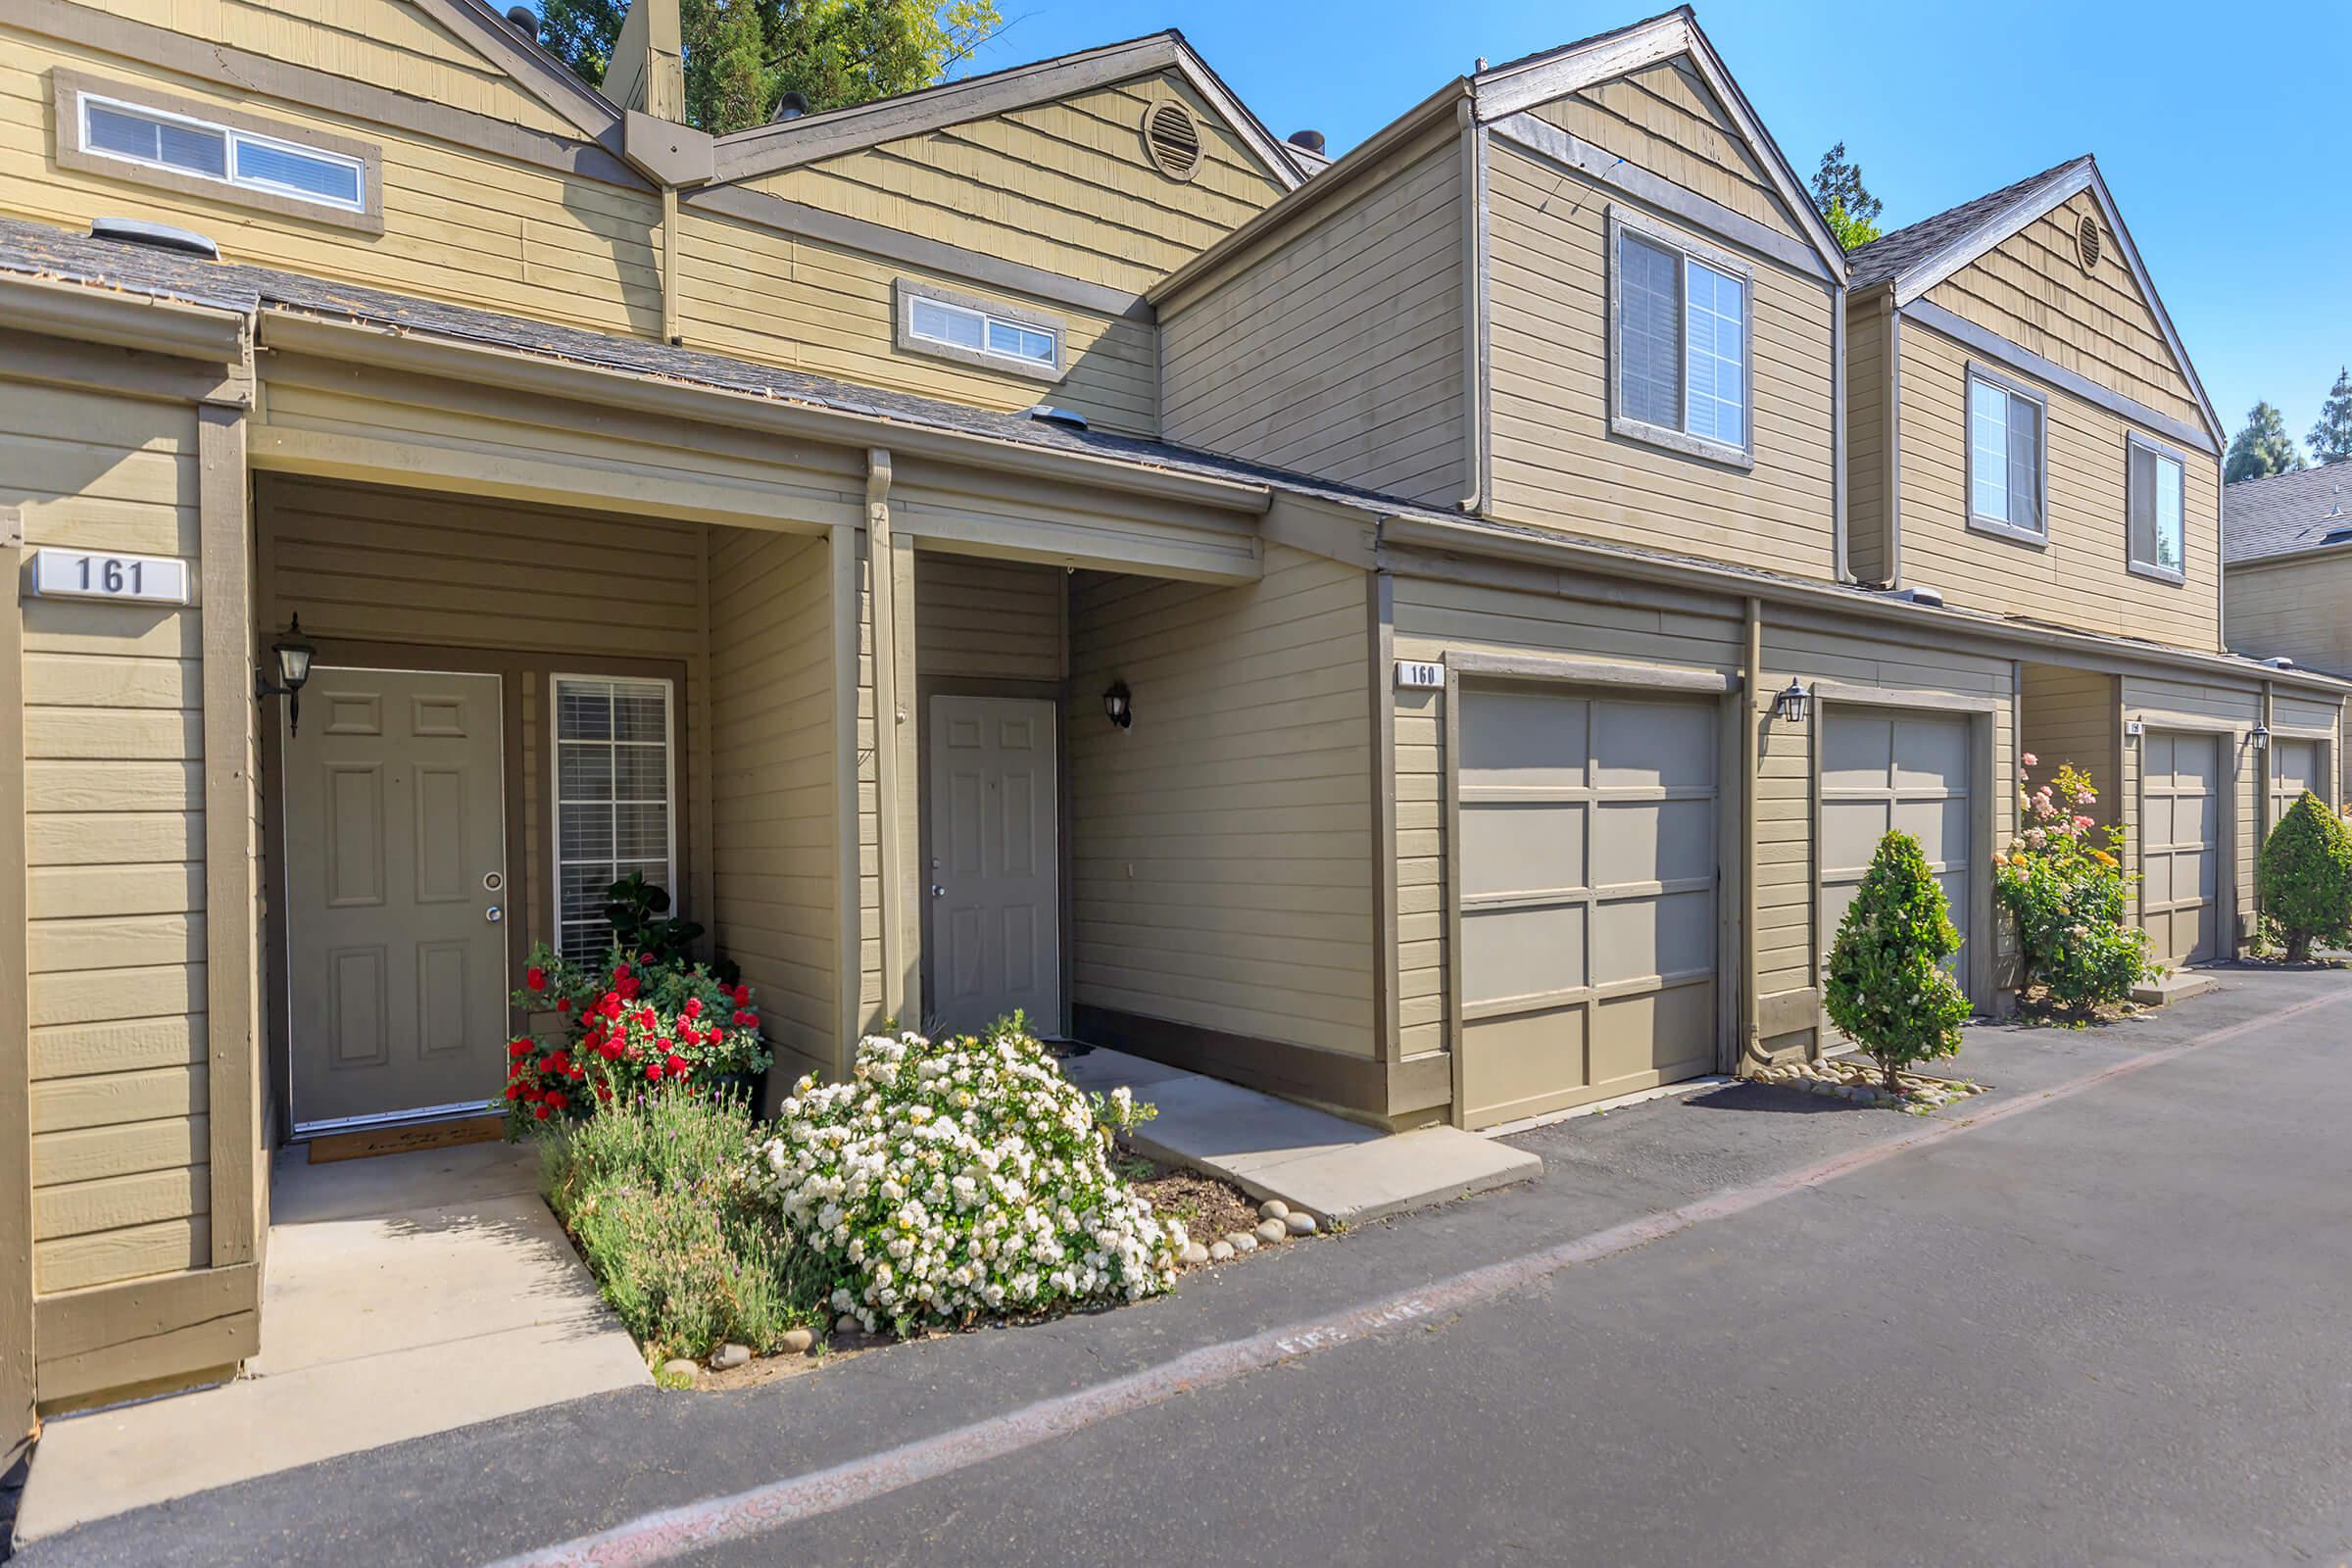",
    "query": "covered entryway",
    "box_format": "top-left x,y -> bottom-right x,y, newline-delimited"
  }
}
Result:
1820,708 -> 1974,988
1452,684 -> 1721,1128
283,667 -> 510,1130
2140,730 -> 2222,966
